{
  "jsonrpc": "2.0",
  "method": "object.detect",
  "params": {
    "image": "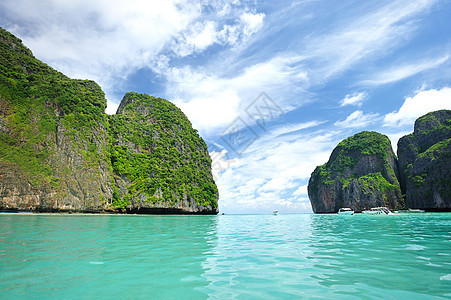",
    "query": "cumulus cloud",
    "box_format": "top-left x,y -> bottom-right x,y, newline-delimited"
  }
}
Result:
293,184 -> 308,197
0,0 -> 266,114
210,149 -> 238,181
216,128 -> 340,213
384,87 -> 451,127
340,92 -> 367,107
334,110 -> 380,128
168,56 -> 309,136
172,21 -> 218,57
